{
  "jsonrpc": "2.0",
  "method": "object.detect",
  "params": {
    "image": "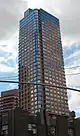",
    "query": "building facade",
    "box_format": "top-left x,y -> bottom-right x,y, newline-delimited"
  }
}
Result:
0,107 -> 79,136
19,8 -> 69,116
0,89 -> 18,113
